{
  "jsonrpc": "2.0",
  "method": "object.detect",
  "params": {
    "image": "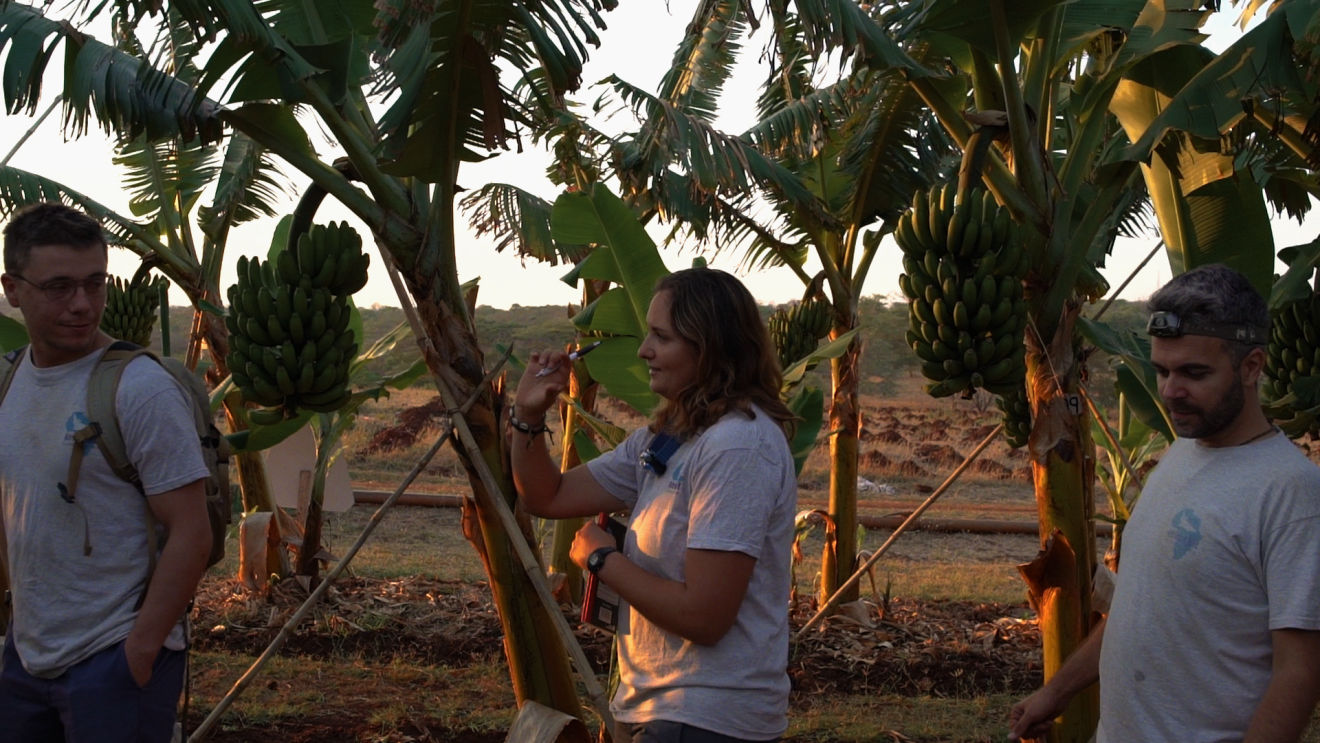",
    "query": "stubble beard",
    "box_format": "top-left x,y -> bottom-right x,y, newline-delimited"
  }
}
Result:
1168,372 -> 1245,440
